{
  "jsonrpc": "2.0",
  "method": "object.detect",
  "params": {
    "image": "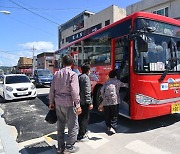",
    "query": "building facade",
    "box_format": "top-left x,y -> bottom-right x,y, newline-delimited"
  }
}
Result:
126,0 -> 180,20
37,52 -> 54,73
17,57 -> 33,75
58,5 -> 126,48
